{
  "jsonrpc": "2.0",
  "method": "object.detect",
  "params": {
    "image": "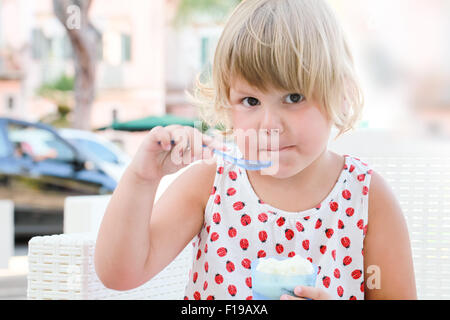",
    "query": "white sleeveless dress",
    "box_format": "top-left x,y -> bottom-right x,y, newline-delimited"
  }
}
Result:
183,144 -> 372,300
